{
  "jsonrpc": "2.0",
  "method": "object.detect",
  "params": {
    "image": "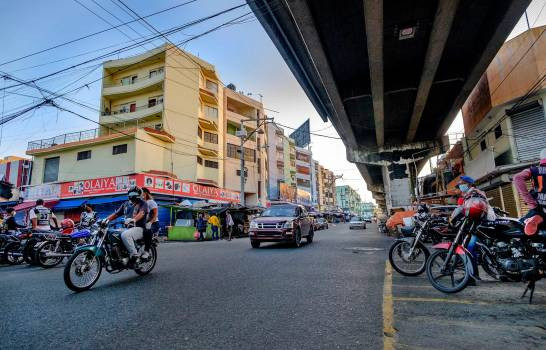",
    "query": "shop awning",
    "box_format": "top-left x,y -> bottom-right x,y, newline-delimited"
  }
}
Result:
87,195 -> 127,205
14,200 -> 59,211
53,198 -> 88,210
0,201 -> 18,208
